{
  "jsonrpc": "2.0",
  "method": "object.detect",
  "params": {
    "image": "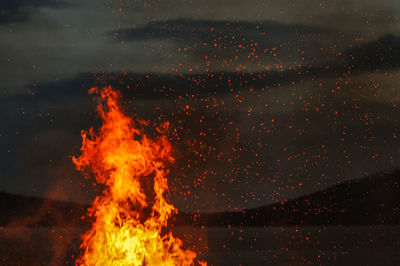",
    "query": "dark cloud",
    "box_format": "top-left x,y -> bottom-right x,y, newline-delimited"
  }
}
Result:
30,34 -> 400,102
113,19 -> 400,73
343,34 -> 400,70
115,19 -> 328,43
113,19 -> 333,67
0,0 -> 69,24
